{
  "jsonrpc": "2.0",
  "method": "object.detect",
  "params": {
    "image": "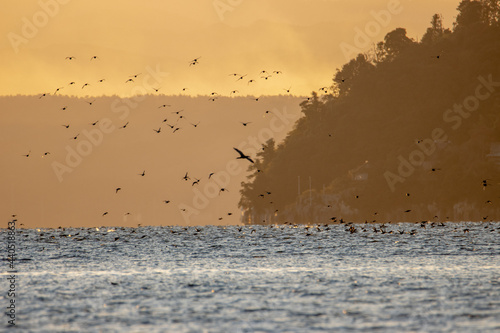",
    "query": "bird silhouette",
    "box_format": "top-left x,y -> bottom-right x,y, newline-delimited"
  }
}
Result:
153,127 -> 161,134
115,188 -> 121,193
139,170 -> 146,177
233,148 -> 254,163
189,57 -> 201,66
241,122 -> 251,126
182,172 -> 190,181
